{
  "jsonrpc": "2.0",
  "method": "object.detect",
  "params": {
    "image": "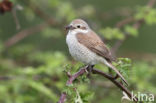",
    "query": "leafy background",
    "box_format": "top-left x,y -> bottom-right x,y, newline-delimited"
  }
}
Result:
0,0 -> 156,103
